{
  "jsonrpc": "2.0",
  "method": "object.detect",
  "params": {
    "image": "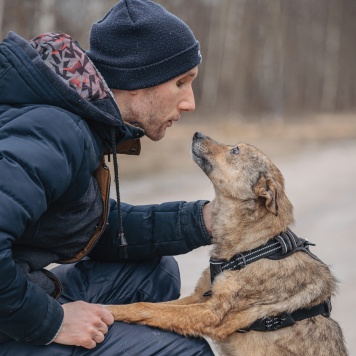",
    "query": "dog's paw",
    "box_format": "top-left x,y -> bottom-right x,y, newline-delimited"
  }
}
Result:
105,305 -> 126,320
